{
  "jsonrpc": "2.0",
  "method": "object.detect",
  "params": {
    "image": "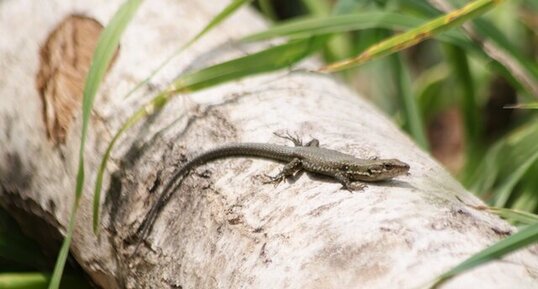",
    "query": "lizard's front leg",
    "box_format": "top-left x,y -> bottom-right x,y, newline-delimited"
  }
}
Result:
334,172 -> 365,191
264,158 -> 302,185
